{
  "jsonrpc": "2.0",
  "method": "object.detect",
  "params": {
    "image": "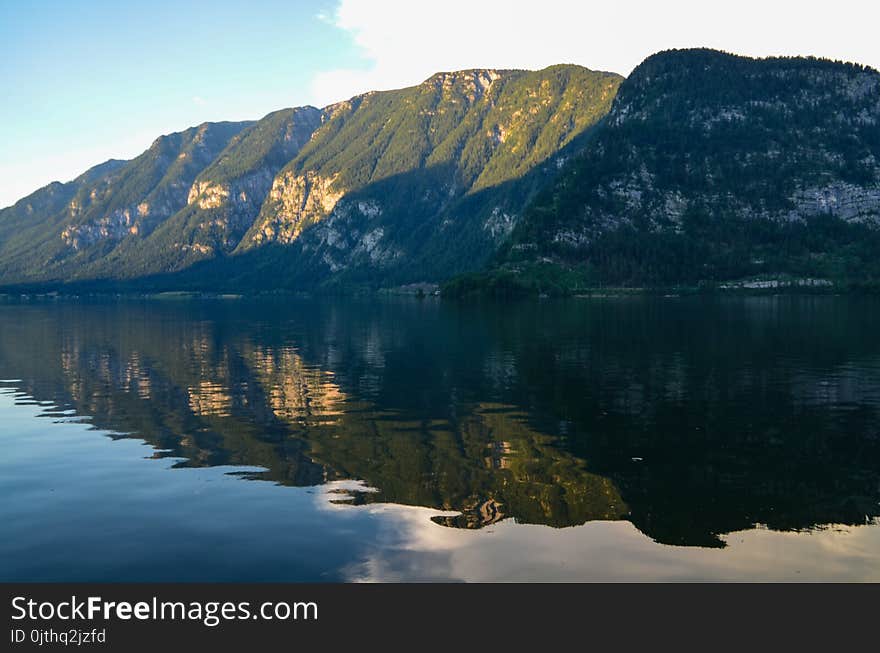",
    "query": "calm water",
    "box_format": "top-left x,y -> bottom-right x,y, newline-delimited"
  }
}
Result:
1,295 -> 879,581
